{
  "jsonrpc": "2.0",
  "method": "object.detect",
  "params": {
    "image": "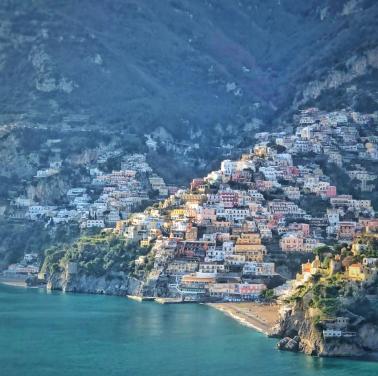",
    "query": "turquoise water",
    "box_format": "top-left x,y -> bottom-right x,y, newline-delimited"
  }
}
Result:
0,284 -> 377,376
